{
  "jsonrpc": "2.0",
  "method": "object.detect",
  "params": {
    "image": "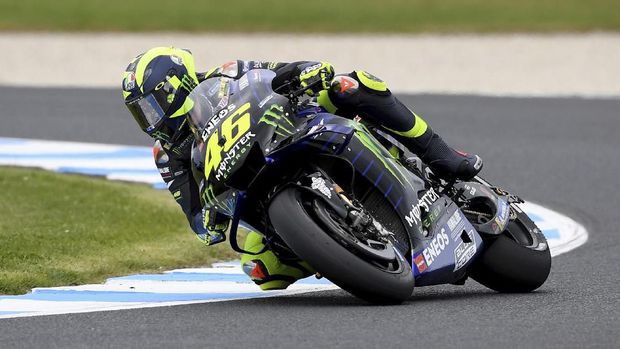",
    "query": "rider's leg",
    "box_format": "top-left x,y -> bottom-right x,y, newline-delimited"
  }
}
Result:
240,231 -> 315,290
317,71 -> 482,180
